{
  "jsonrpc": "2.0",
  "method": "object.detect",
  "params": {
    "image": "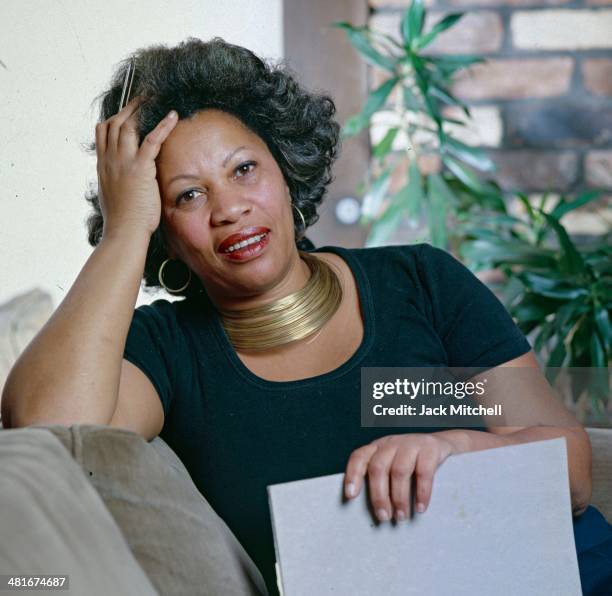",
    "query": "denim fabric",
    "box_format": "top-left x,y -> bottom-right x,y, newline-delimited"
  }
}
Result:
574,506 -> 612,595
